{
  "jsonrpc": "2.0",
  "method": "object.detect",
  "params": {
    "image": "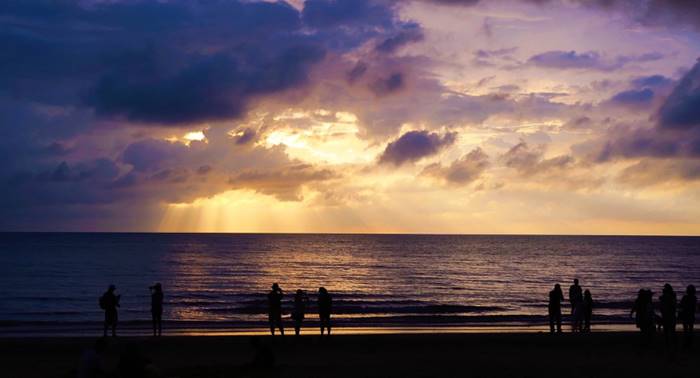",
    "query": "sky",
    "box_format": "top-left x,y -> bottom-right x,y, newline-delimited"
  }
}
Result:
2,0 -> 700,234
